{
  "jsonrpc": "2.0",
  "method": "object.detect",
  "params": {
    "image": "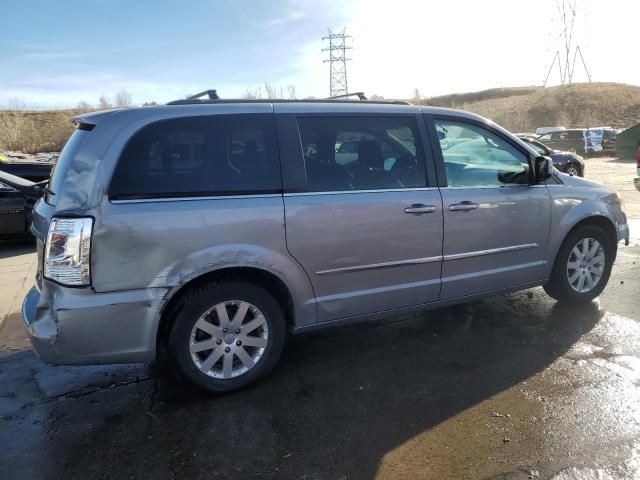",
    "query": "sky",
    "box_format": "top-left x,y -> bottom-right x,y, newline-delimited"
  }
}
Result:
0,0 -> 638,108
